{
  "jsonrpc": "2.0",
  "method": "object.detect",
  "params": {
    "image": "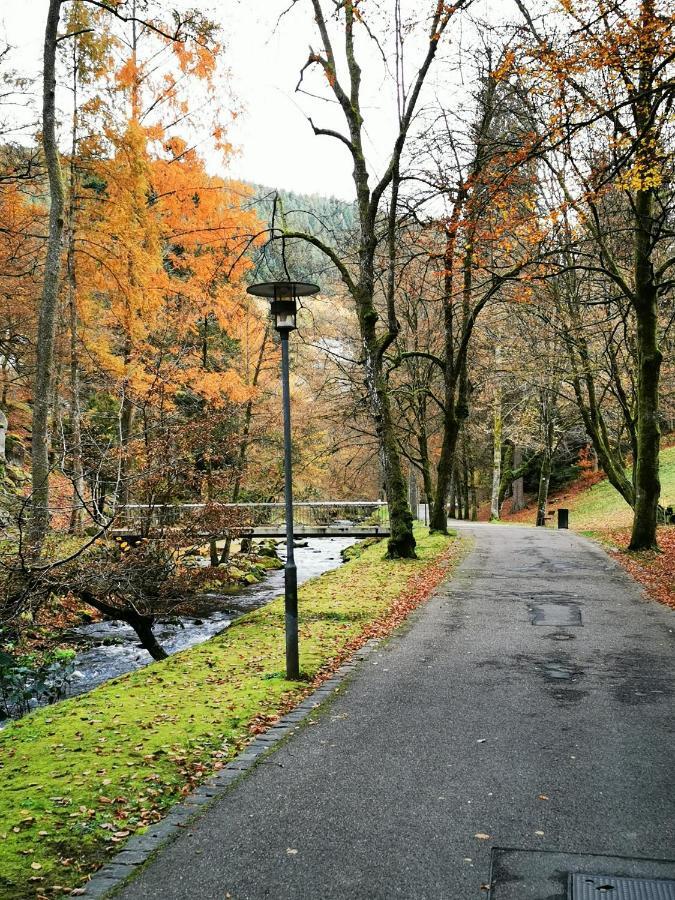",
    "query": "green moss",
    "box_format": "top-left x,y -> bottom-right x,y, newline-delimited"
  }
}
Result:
568,445 -> 675,532
0,526 -> 458,898
257,556 -> 284,570
341,536 -> 383,561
